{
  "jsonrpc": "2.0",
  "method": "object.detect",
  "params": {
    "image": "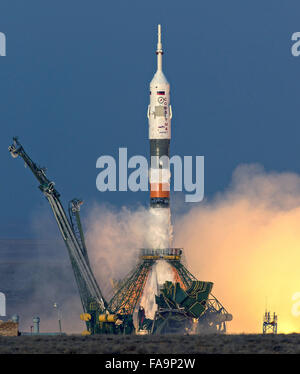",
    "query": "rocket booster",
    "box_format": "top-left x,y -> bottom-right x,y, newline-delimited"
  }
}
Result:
148,25 -> 172,209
